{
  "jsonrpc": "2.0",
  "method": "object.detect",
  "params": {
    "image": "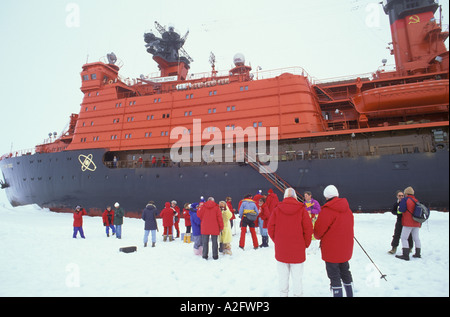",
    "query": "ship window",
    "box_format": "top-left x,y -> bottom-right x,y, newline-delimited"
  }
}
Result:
145,132 -> 152,137
91,73 -> 97,80
147,115 -> 154,120
295,118 -> 299,124
82,75 -> 89,81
